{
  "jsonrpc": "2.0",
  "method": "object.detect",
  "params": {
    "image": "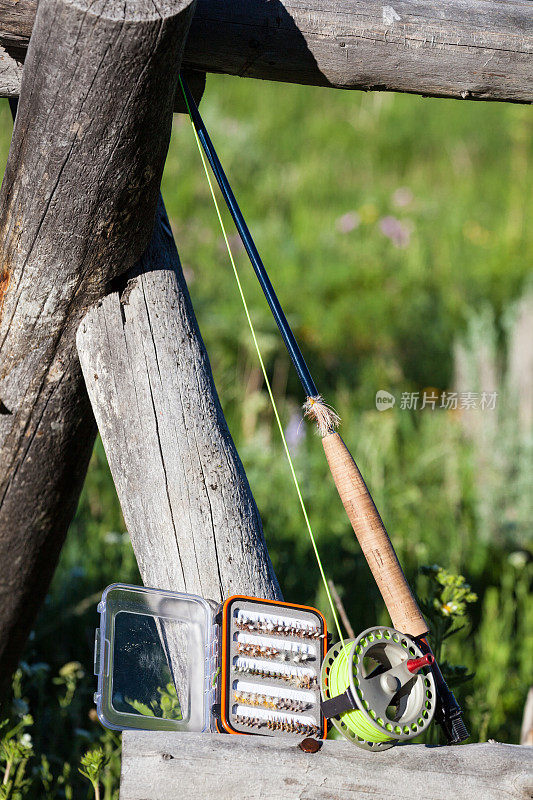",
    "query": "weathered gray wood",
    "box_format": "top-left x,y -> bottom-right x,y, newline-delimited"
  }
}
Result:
120,732 -> 533,800
1,0 -> 532,103
0,0 -> 205,110
0,43 -> 21,95
0,0 -> 196,692
76,197 -> 281,603
521,687 -> 533,746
